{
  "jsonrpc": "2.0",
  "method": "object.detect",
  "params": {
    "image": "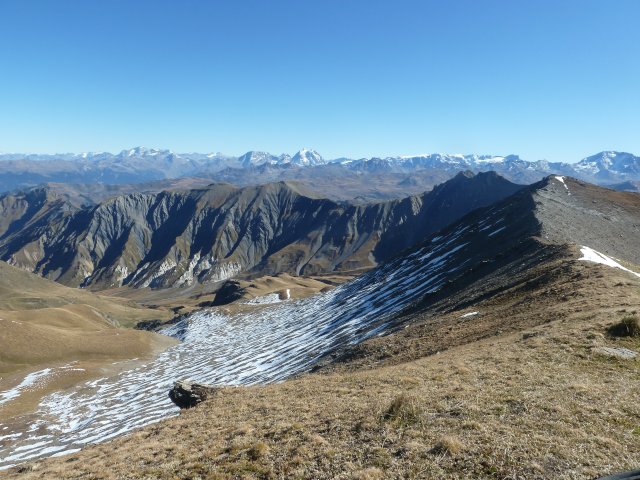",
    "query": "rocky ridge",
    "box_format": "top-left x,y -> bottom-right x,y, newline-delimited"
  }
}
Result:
0,172 -> 522,289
